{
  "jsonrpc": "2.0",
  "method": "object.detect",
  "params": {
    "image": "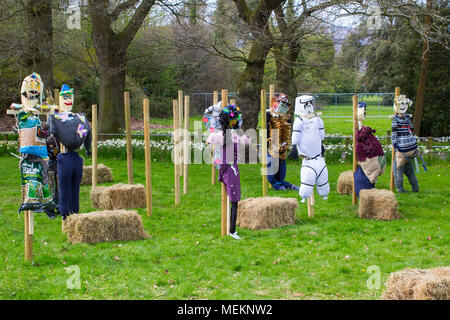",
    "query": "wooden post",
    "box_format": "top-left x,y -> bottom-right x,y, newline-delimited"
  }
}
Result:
260,89 -> 268,197
212,91 -> 218,185
390,87 -> 400,191
24,211 -> 33,262
352,95 -> 358,205
427,137 -> 432,151
221,89 -> 228,236
92,104 -> 98,187
143,99 -> 152,217
307,193 -> 315,218
54,88 -> 60,108
173,100 -> 180,205
230,99 -> 236,105
124,91 -> 133,184
386,130 -> 391,146
178,90 -> 184,176
269,84 -> 275,105
183,95 -> 190,194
